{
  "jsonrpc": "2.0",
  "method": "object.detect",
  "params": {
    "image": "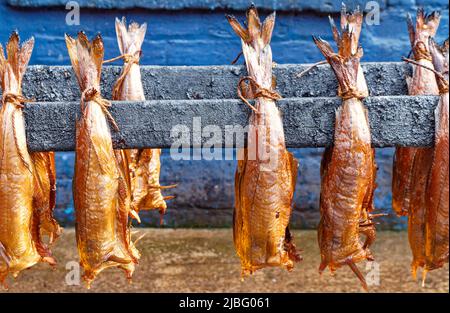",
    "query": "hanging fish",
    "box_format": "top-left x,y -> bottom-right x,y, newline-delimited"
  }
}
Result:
424,37 -> 449,282
227,5 -> 301,277
328,5 -> 379,256
392,10 -> 440,218
0,32 -> 58,288
393,9 -> 441,280
313,6 -> 376,291
32,149 -> 61,242
65,32 -> 139,288
111,17 -> 175,223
